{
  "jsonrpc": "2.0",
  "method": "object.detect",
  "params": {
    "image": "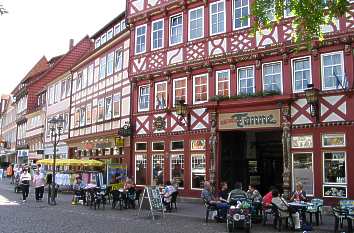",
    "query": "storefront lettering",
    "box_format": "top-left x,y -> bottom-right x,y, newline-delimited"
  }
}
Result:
232,113 -> 277,128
